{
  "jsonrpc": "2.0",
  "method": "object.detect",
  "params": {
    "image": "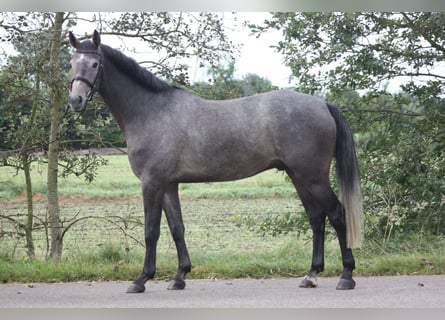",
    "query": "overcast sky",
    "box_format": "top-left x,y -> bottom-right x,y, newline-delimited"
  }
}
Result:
199,12 -> 292,88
